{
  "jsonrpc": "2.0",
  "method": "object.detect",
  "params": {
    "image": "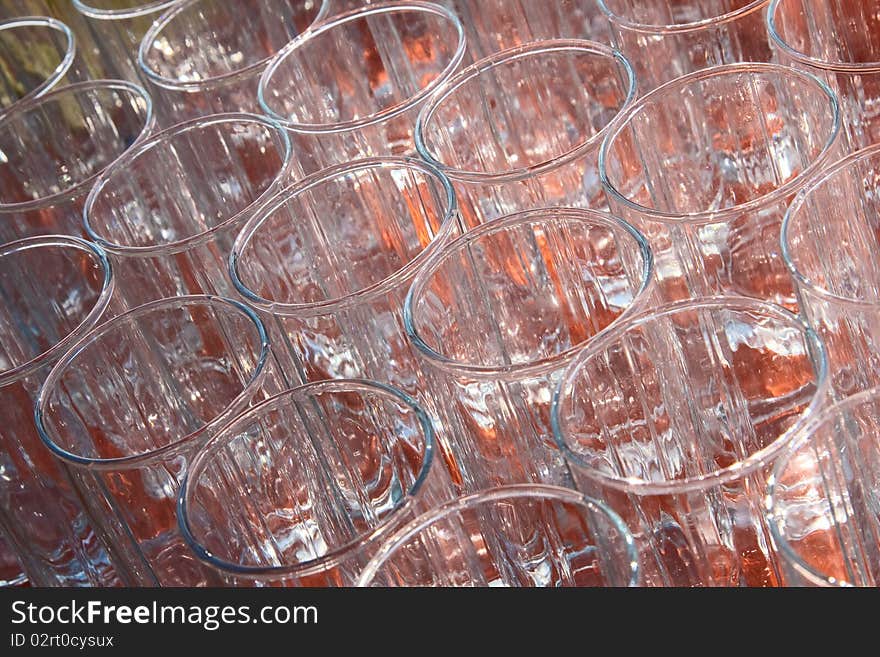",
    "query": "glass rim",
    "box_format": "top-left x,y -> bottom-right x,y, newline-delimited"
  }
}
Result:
355,483 -> 641,587
414,39 -> 637,184
765,386 -> 880,587
257,1 -> 466,134
404,207 -> 654,379
598,62 -> 841,226
34,294 -> 271,471
598,0 -> 769,34
551,294 -> 830,495
230,156 -> 458,317
0,79 -> 154,213
0,17 -> 77,113
72,0 -> 180,20
0,235 -> 113,388
782,142 -> 880,309
137,0 -> 330,92
177,378 -> 437,579
767,0 -> 880,73
83,112 -> 293,256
